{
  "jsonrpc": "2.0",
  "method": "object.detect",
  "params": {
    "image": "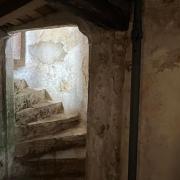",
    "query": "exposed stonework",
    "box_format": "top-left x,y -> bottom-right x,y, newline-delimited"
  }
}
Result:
11,79 -> 87,179
87,29 -> 128,180
0,31 -> 7,180
15,87 -> 48,112
1,10 -> 130,180
14,79 -> 28,92
2,1 -> 180,180
14,27 -> 89,122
